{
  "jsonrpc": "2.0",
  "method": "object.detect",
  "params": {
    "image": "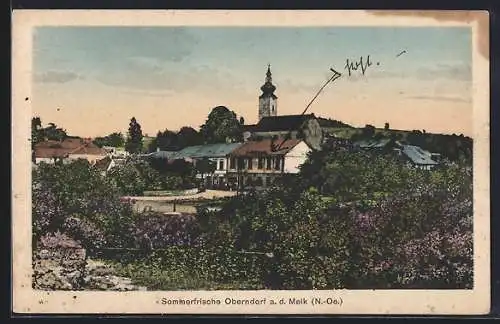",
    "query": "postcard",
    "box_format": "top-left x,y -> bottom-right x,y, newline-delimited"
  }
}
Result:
12,10 -> 490,315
